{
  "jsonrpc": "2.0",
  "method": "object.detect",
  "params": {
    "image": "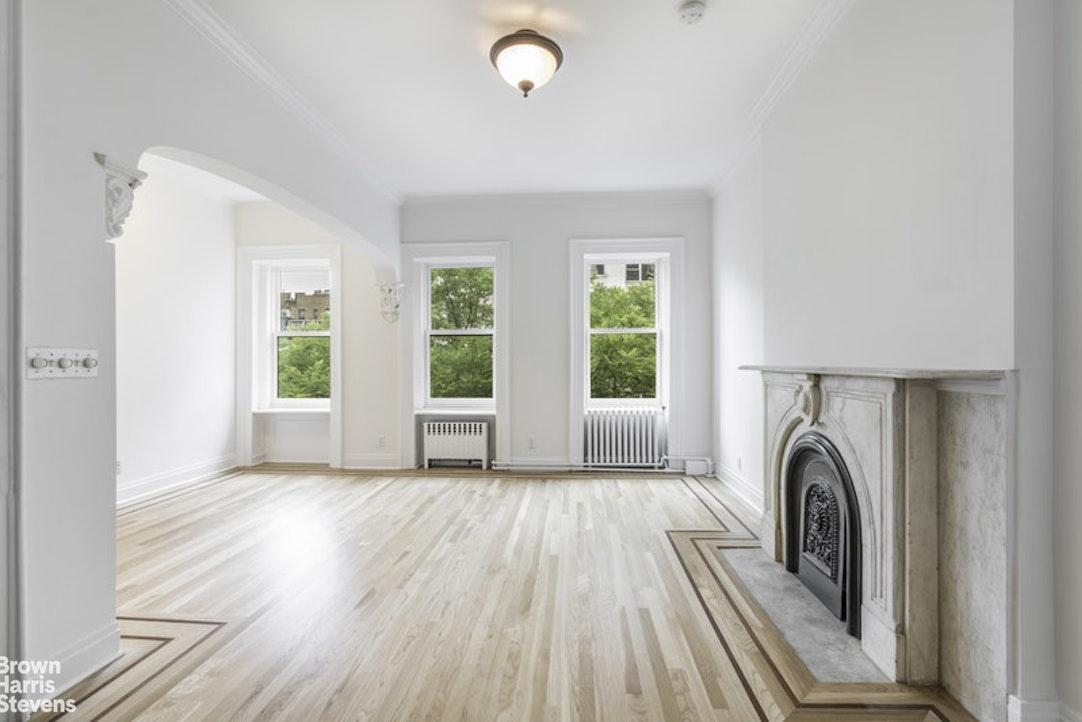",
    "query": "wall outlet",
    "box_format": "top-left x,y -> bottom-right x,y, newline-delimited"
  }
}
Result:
528,437 -> 536,451
378,435 -> 386,448
115,461 -> 122,476
737,457 -> 743,471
